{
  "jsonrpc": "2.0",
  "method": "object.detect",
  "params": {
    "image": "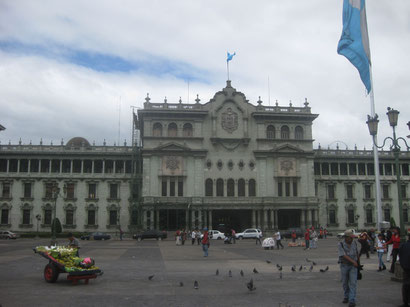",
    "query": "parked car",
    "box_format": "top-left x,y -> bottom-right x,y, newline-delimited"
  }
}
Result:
282,228 -> 304,239
337,229 -> 359,239
235,228 -> 262,240
208,230 -> 225,240
80,232 -> 111,240
133,229 -> 167,241
0,231 -> 17,239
